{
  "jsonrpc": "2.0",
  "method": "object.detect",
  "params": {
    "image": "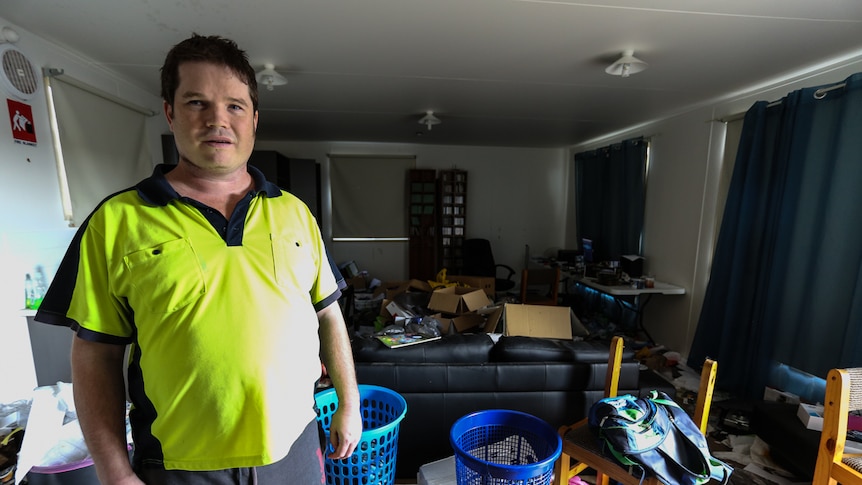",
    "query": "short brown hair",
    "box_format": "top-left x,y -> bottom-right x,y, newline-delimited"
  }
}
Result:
160,33 -> 258,111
